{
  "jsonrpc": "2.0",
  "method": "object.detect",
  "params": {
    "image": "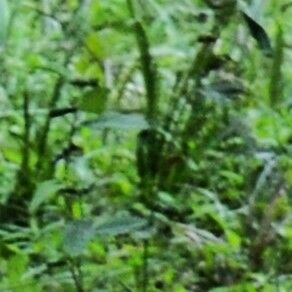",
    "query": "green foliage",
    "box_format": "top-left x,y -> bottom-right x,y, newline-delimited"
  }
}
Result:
79,87 -> 108,114
29,180 -> 62,213
0,0 -> 9,45
0,0 -> 291,291
63,215 -> 147,256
